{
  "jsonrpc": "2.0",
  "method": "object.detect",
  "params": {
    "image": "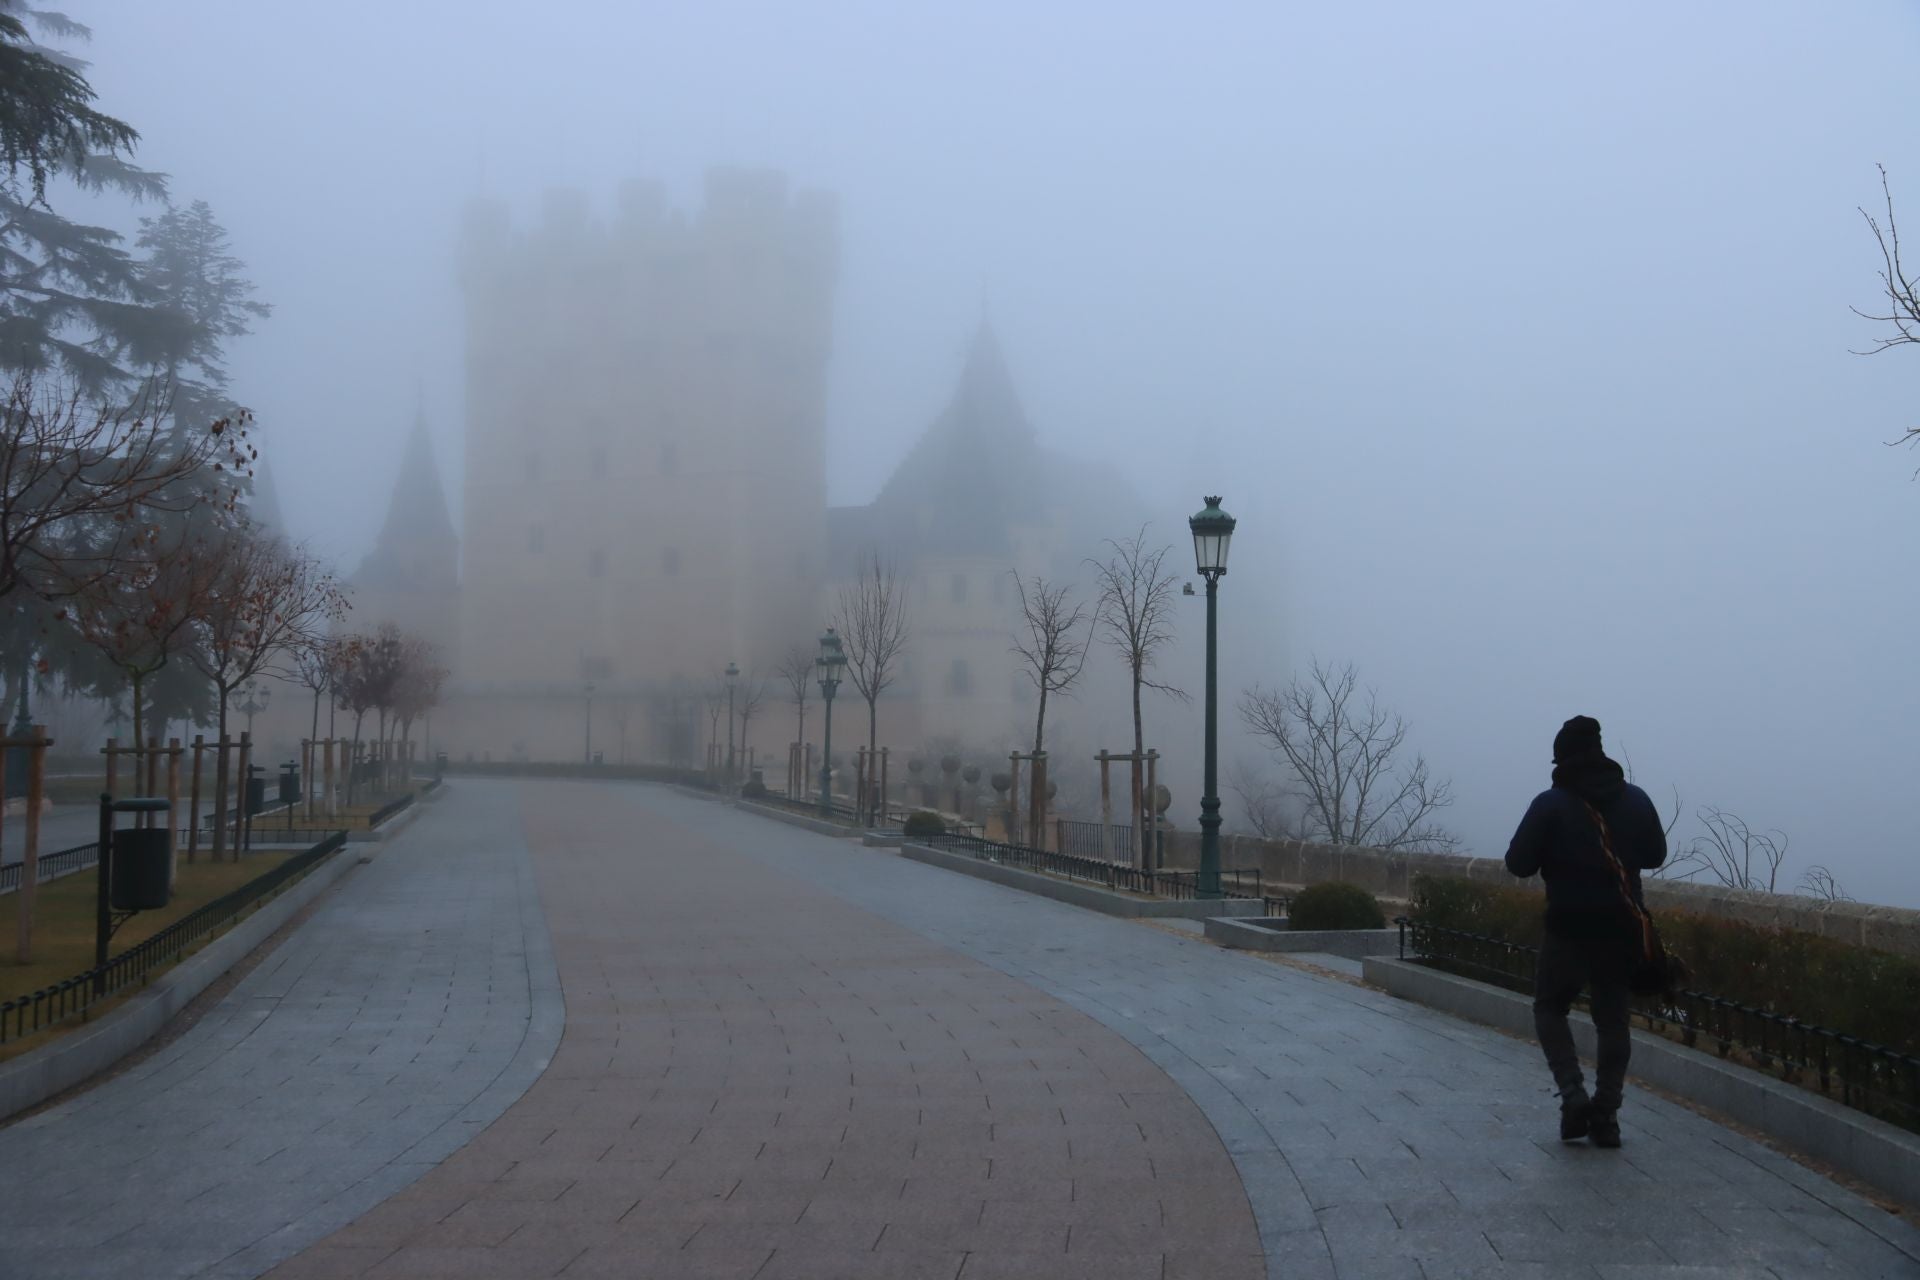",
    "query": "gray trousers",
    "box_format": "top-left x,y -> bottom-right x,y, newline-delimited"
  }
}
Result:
1532,929 -> 1636,1113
